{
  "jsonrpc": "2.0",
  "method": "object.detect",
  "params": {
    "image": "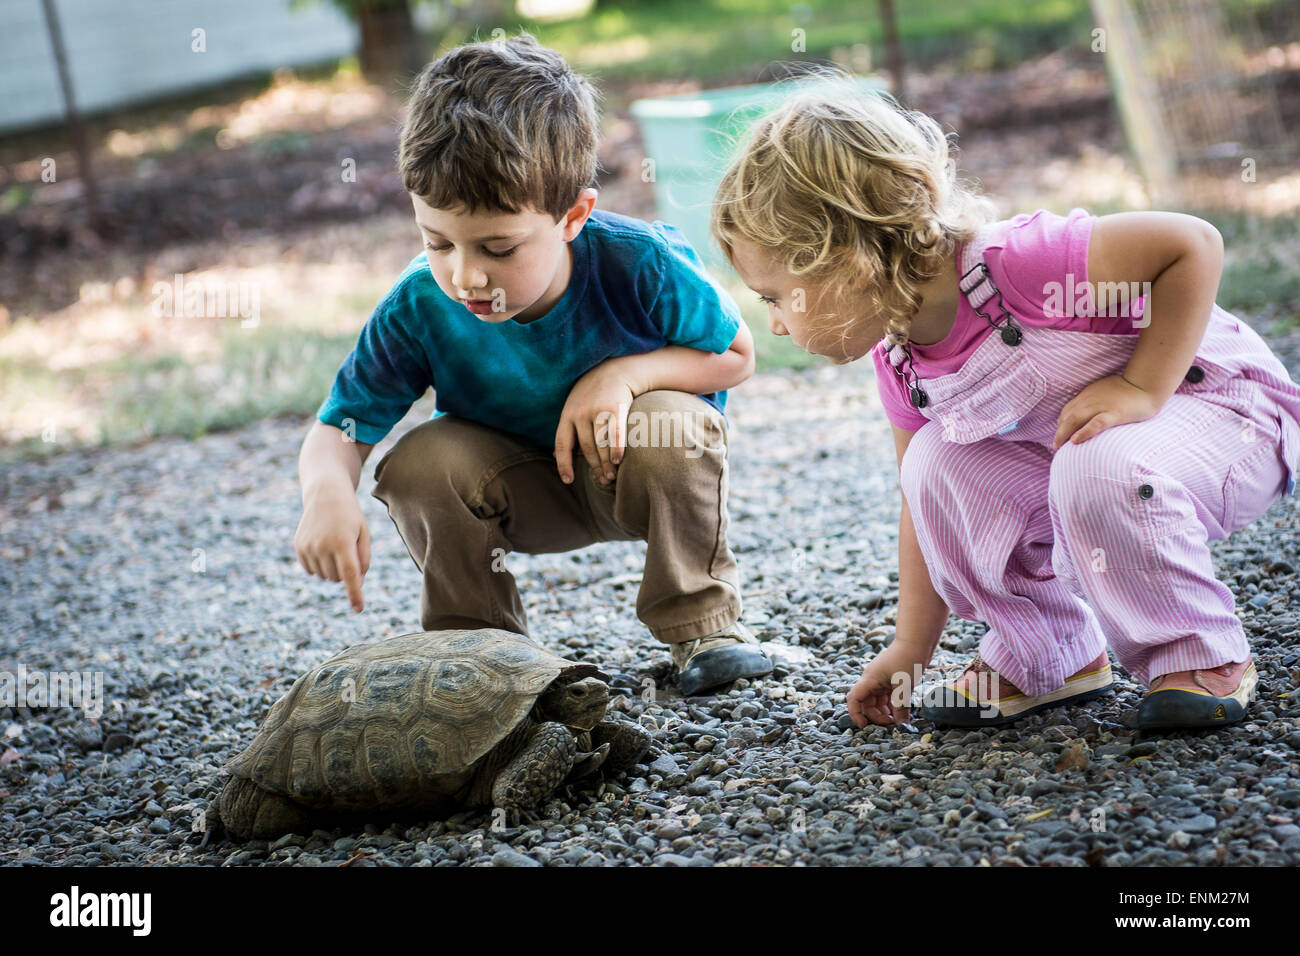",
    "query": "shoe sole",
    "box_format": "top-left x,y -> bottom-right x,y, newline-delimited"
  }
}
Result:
919,664 -> 1115,728
1136,666 -> 1258,730
678,646 -> 773,696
